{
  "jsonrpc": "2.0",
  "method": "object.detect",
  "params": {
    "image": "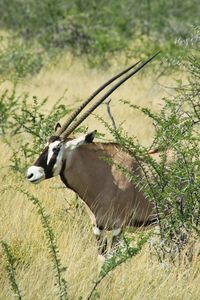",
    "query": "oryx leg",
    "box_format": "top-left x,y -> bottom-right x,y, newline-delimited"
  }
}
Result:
111,228 -> 122,250
93,225 -> 107,256
84,204 -> 107,255
84,204 -> 108,255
